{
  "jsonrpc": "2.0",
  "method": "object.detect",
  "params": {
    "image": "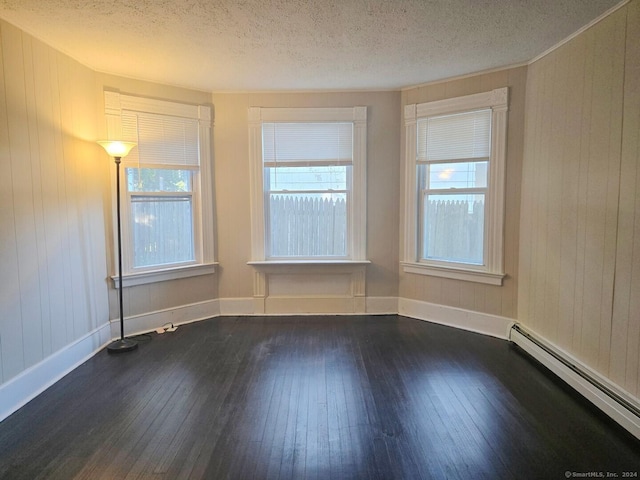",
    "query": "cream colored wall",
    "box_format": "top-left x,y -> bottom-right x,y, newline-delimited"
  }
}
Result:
212,91 -> 401,300
518,0 -> 640,397
94,73 -> 218,319
399,66 -> 527,318
93,84 -> 400,314
0,20 -> 107,383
